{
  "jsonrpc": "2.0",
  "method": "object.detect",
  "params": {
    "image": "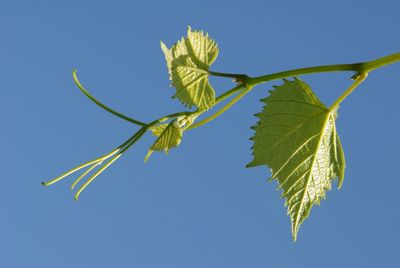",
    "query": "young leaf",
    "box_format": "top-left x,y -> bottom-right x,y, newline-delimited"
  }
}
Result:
145,121 -> 183,162
161,27 -> 219,110
247,78 -> 345,241
149,124 -> 168,137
